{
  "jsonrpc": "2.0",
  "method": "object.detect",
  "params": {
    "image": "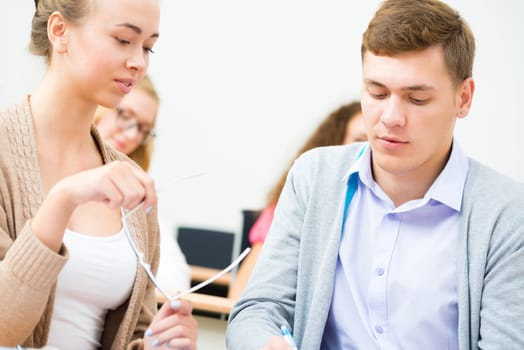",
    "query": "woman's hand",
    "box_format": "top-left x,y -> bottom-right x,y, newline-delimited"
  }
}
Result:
144,299 -> 197,350
53,160 -> 157,210
31,161 -> 157,252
